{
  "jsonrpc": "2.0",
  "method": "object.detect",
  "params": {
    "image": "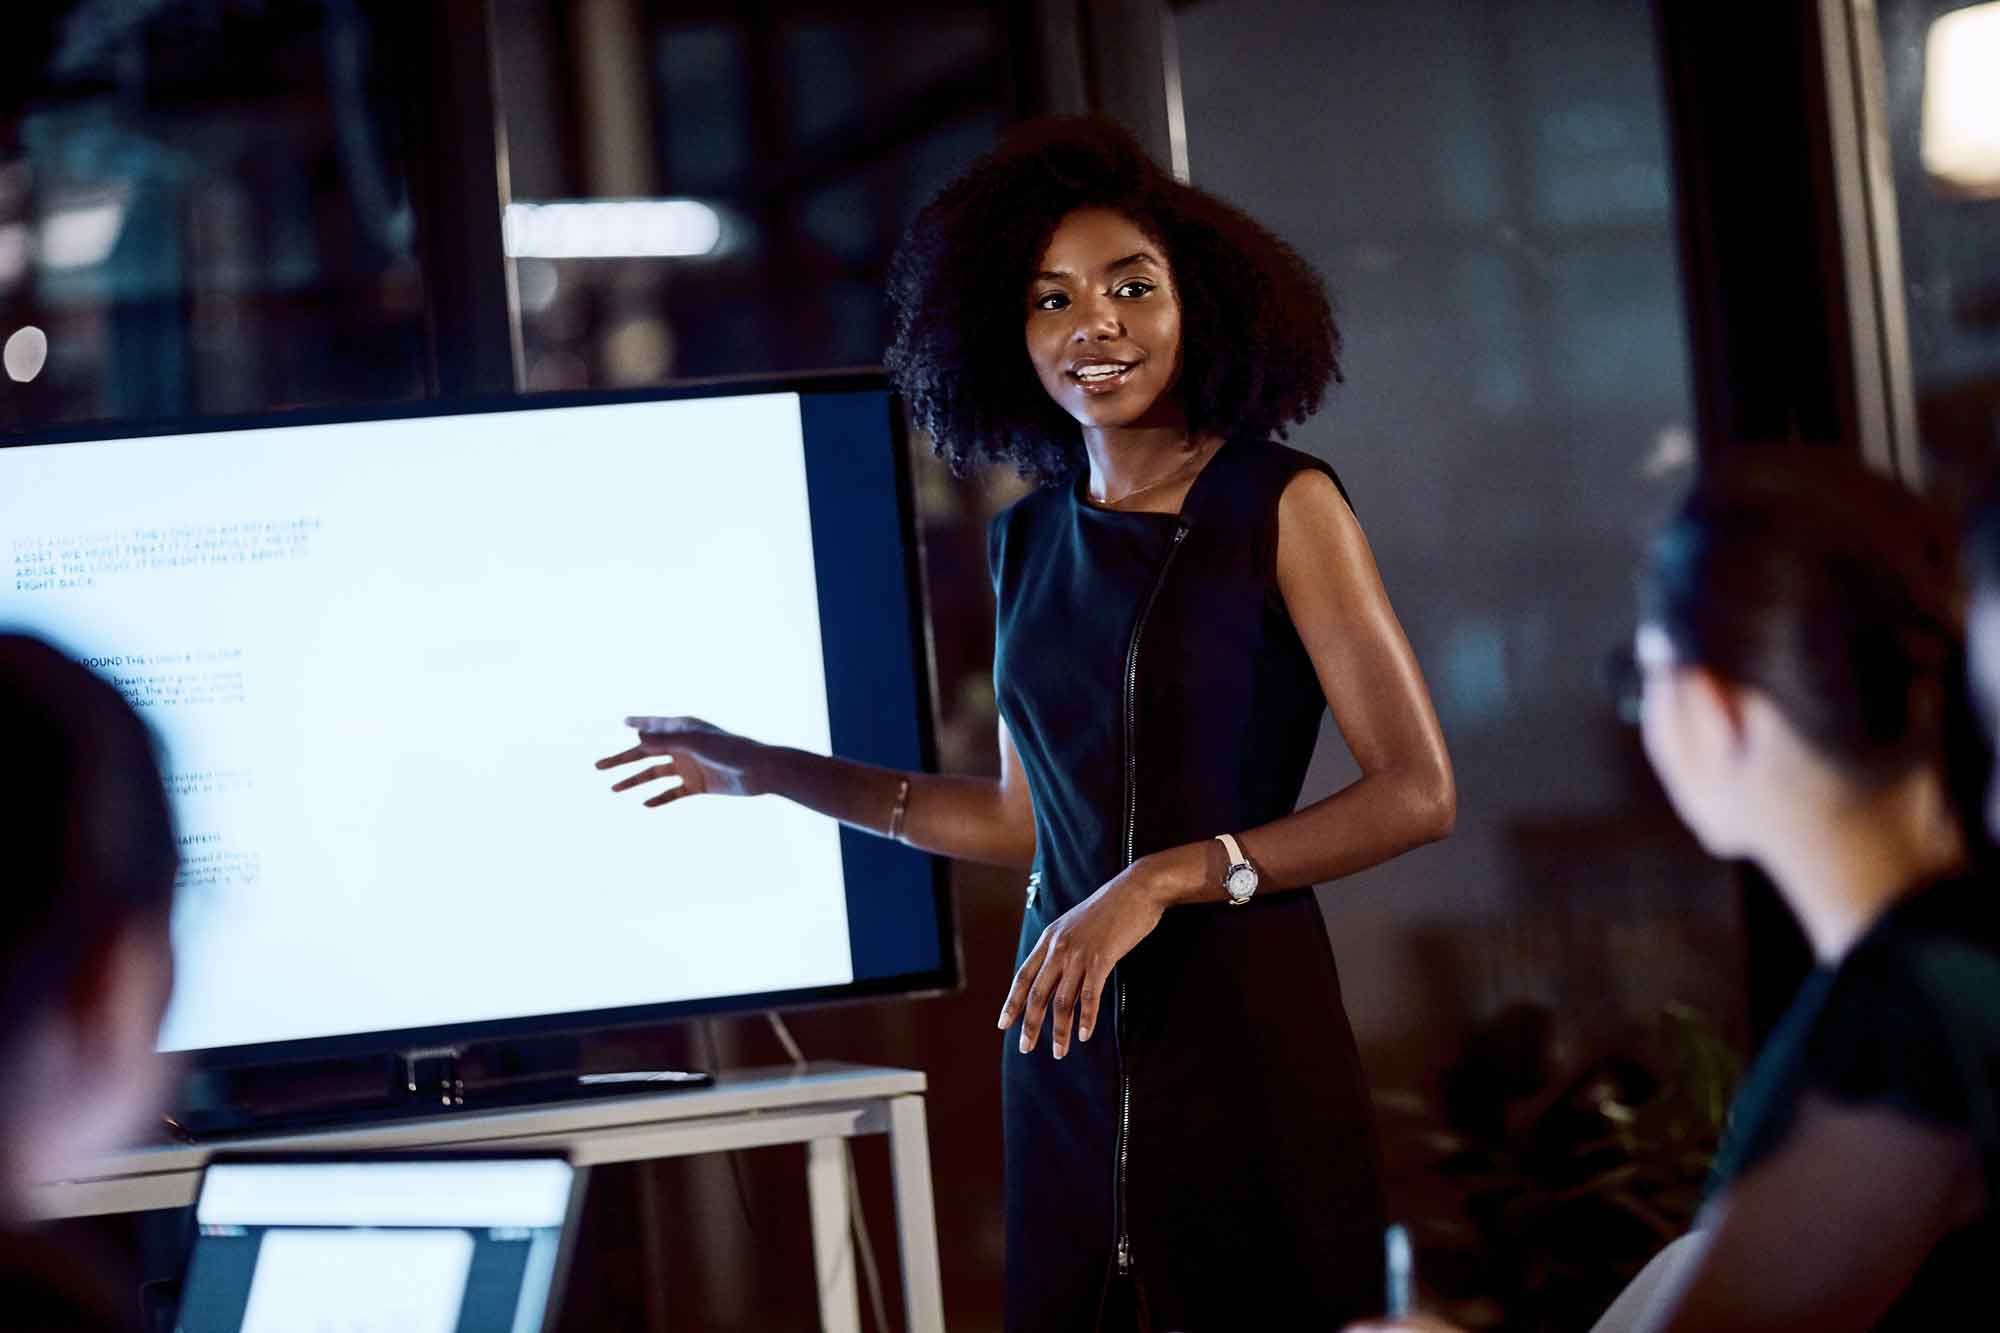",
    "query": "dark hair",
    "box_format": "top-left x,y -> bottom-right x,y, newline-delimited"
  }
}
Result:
0,633 -> 177,1055
885,117 -> 1339,483
1639,450 -> 1986,831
